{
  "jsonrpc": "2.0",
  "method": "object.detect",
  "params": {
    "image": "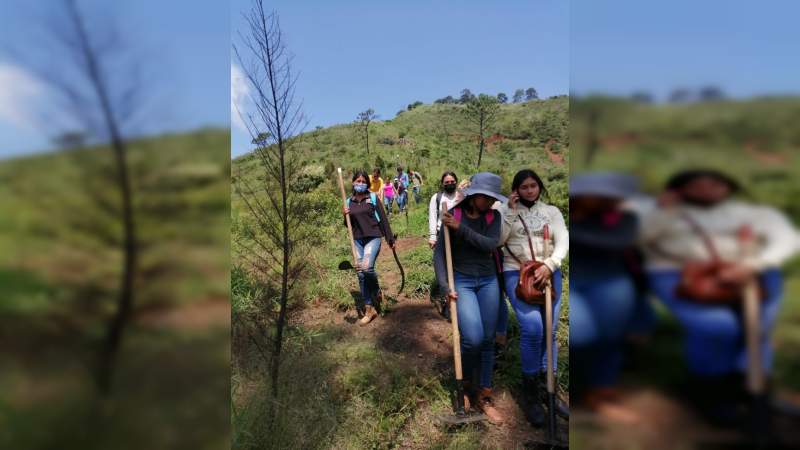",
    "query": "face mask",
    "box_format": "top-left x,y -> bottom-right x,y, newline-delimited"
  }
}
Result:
443,184 -> 456,194
519,198 -> 537,208
354,183 -> 368,193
